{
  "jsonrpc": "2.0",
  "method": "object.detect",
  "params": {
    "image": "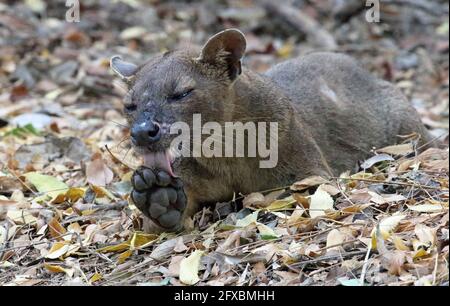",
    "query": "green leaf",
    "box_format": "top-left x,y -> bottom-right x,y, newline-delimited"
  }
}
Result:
24,172 -> 69,202
257,223 -> 279,240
